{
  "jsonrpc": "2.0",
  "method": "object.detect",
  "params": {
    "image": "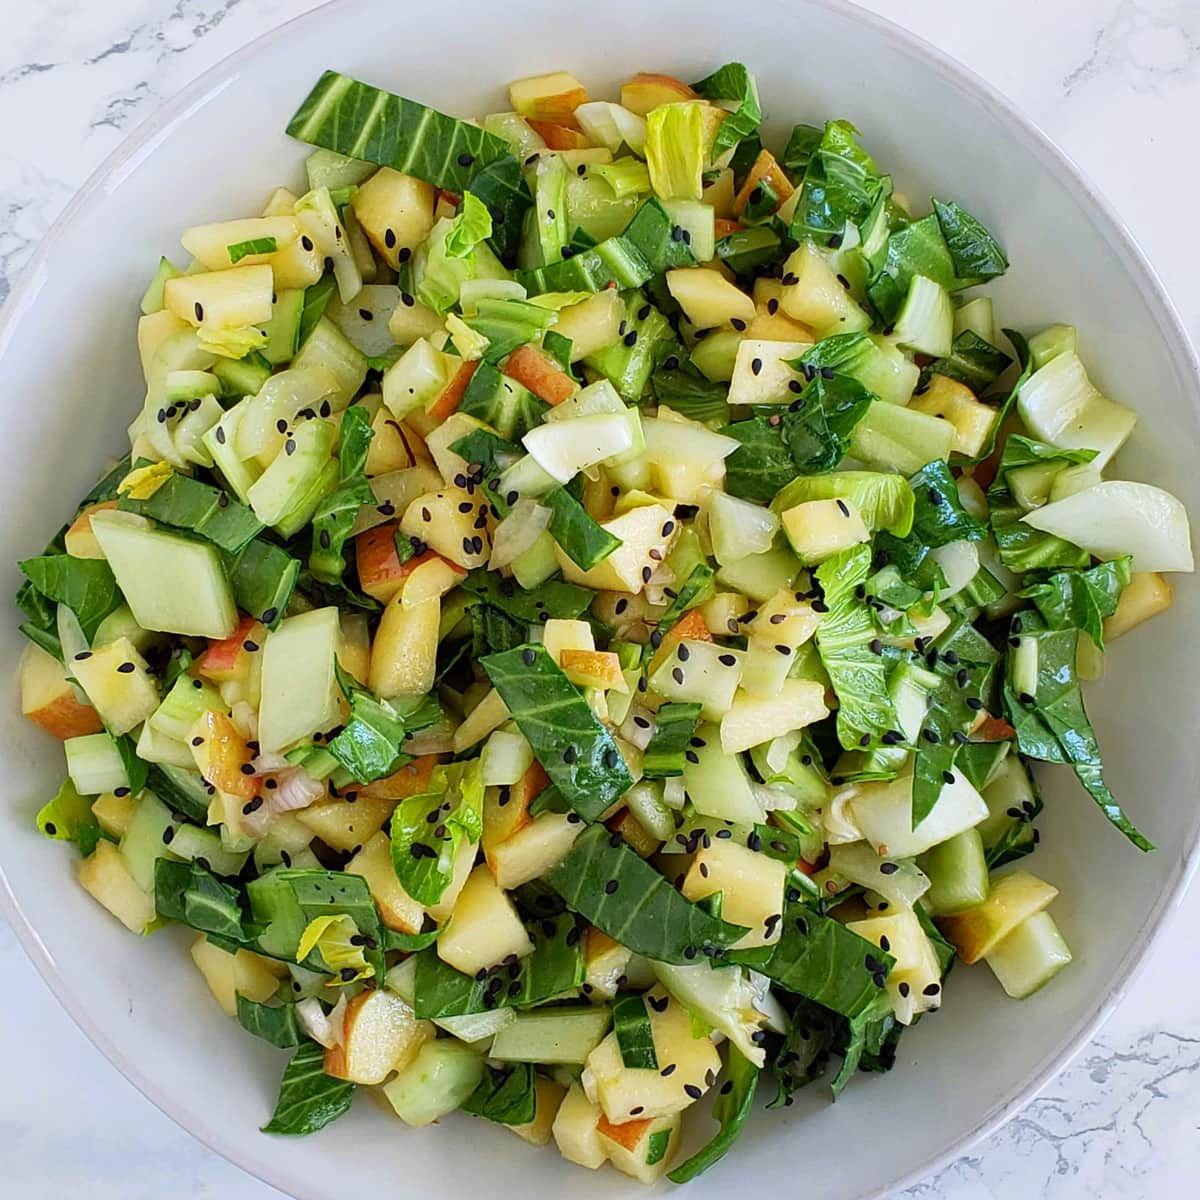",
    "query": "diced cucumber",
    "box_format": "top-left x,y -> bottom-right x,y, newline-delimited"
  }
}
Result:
258,289 -> 306,365
169,823 -> 250,877
212,352 -> 273,399
247,418 -> 336,528
305,147 -> 376,192
984,910 -> 1072,998
1010,635 -> 1039,699
689,329 -> 744,383
381,1040 -> 484,1127
489,1007 -> 612,1065
681,726 -> 764,825
149,675 -> 226,743
661,200 -> 716,264
204,403 -> 262,506
714,544 -> 801,603
258,607 -> 342,754
822,842 -> 930,910
893,275 -> 953,357
119,790 -> 177,891
918,828 -> 990,916
91,511 -> 237,639
977,757 -> 1039,861
136,720 -> 195,768
523,411 -> 640,483
511,529 -> 561,589
65,733 -> 130,796
848,400 -> 956,476
1007,461 -> 1062,511
291,317 -> 367,409
954,296 -> 996,344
